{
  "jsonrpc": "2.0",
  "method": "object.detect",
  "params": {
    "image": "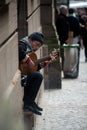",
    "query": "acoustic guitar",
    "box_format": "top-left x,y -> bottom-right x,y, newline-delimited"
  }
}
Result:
19,49 -> 60,75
